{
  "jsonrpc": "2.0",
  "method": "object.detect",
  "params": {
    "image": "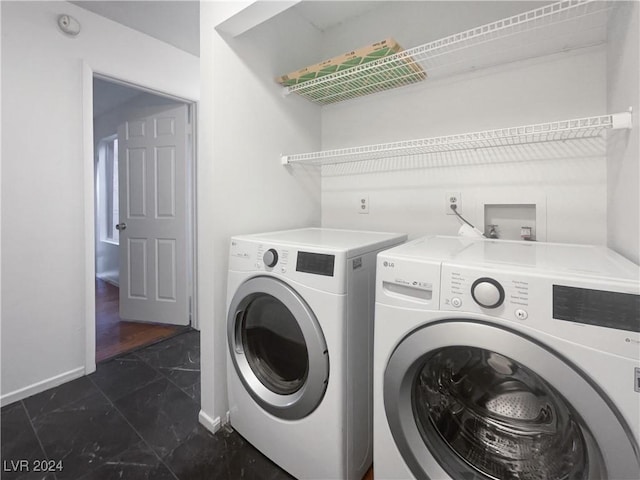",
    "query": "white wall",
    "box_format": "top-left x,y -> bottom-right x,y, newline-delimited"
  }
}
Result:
199,2 -> 322,429
0,2 -> 3,392
317,1 -> 546,59
1,1 -> 199,404
318,2 -> 608,244
321,48 -> 607,243
607,1 -> 640,264
0,1 -> 3,388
